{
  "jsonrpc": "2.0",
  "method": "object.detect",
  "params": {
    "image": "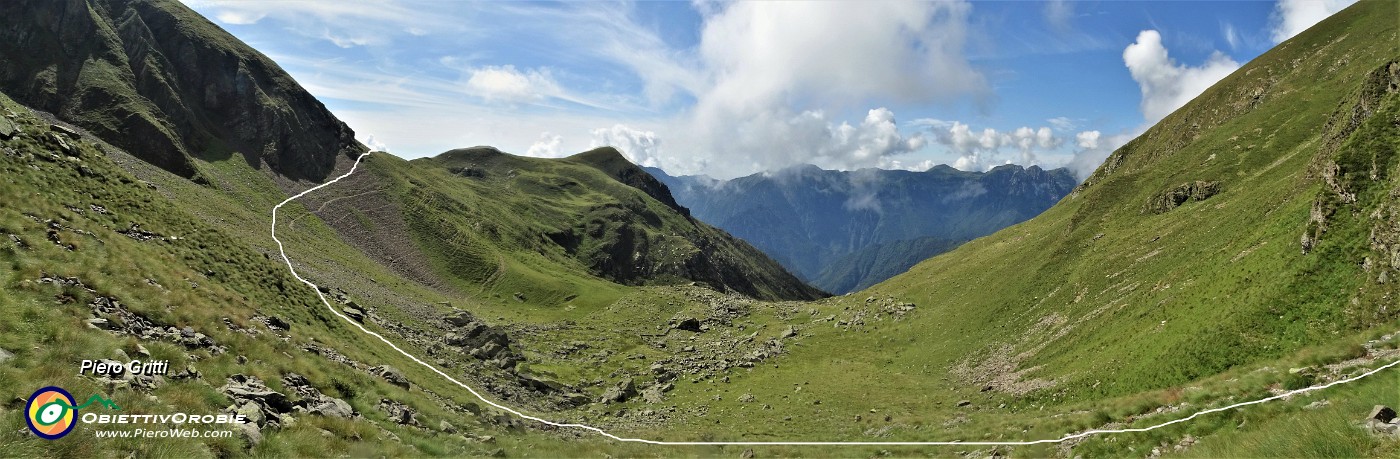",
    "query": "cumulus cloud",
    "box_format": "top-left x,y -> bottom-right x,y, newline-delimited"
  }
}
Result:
1270,0 -> 1357,43
686,0 -> 983,177
525,132 -> 563,157
1075,130 -> 1101,149
591,125 -> 663,168
359,134 -> 388,152
463,65 -> 562,104
922,121 -> 1063,171
879,158 -> 937,172
1124,30 -> 1240,126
